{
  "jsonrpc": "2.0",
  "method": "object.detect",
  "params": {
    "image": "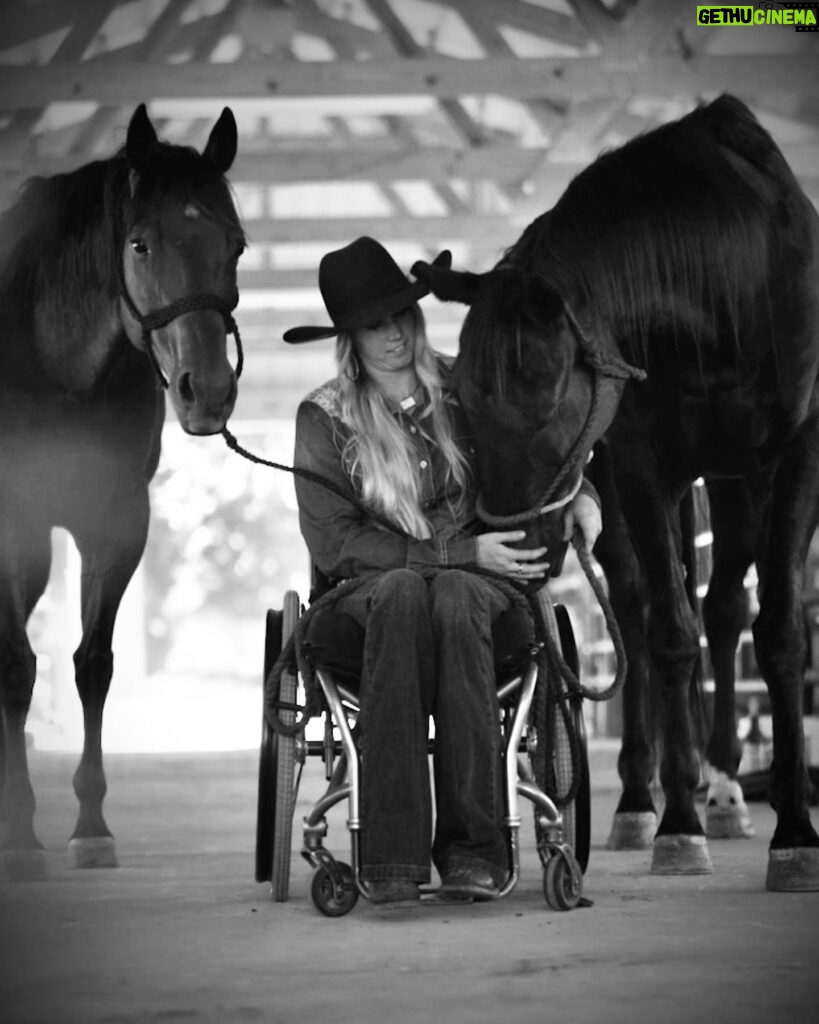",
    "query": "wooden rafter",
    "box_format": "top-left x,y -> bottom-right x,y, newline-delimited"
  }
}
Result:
361,0 -> 490,148
242,213 -> 518,245
441,0 -> 589,49
67,0 -> 197,159
0,0 -> 84,50
1,0 -> 113,155
3,138 -> 817,197
0,54 -> 814,106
